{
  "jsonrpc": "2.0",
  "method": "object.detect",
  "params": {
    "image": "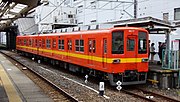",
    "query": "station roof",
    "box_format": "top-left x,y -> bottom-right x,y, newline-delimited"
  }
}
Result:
0,0 -> 41,31
106,16 -> 175,33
